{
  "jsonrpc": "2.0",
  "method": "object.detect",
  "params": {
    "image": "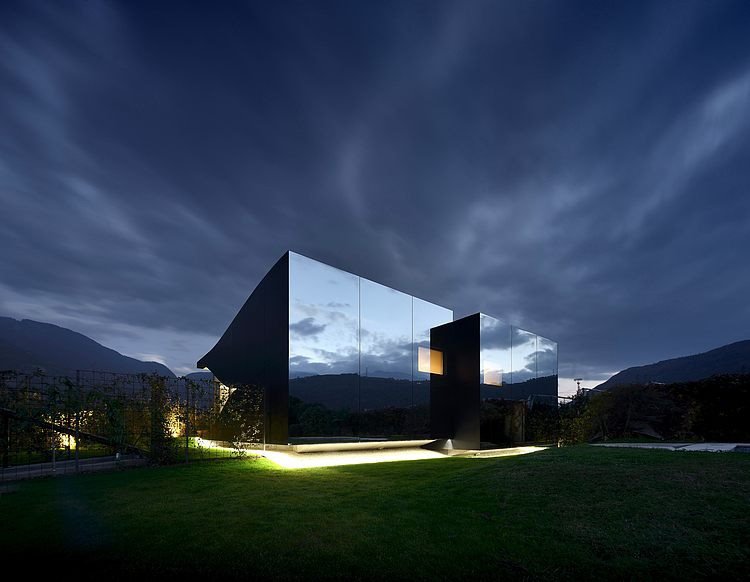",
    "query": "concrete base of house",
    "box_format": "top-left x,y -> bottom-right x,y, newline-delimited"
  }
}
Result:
283,439 -> 436,453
